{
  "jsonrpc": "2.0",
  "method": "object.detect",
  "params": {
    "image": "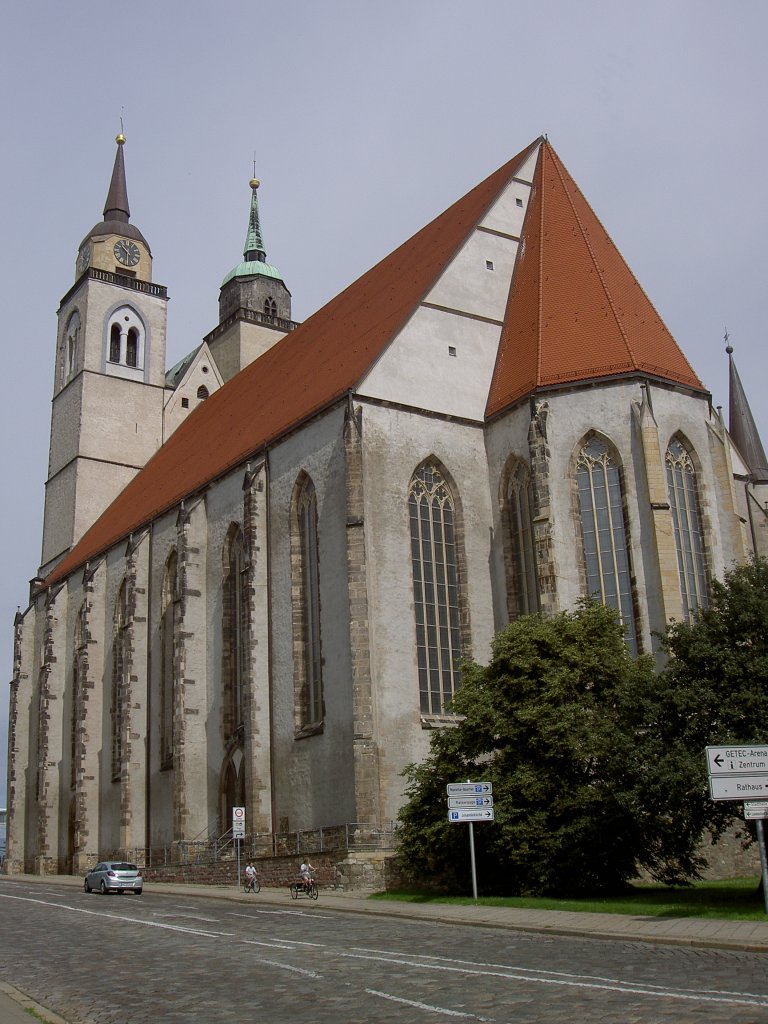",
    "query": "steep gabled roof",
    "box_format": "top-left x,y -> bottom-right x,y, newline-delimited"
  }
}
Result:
486,142 -> 704,418
45,140 -> 541,588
